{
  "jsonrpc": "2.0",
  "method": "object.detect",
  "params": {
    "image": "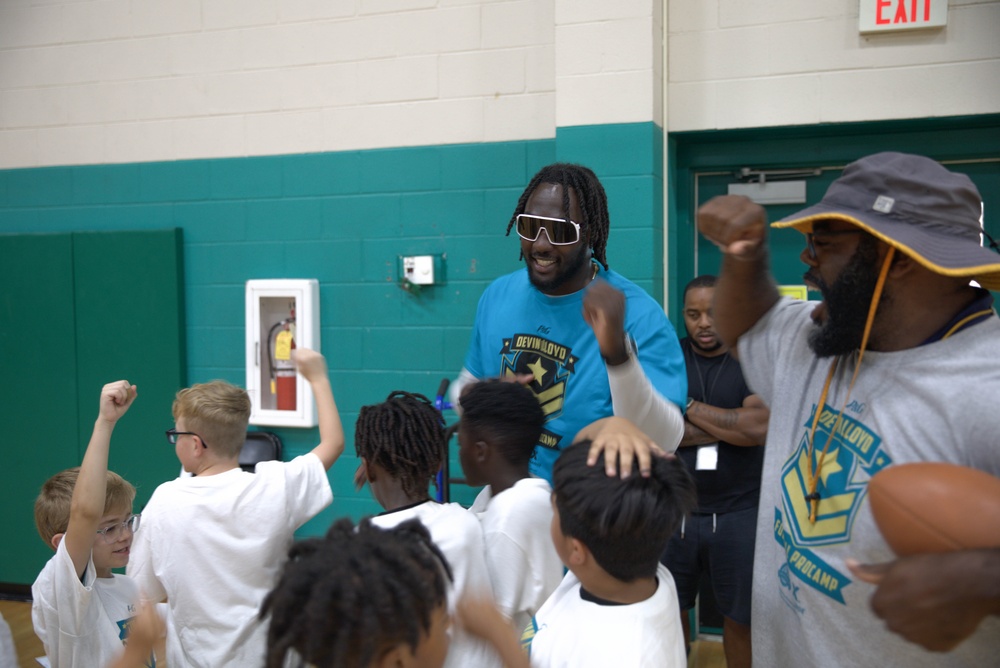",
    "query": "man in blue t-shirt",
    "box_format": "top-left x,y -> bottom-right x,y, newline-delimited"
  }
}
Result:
451,163 -> 687,481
